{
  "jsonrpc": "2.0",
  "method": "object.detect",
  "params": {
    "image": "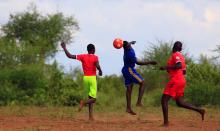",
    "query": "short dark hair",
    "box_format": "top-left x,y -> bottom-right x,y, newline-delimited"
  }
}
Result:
123,41 -> 136,49
87,44 -> 95,52
123,41 -> 129,48
173,41 -> 182,52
